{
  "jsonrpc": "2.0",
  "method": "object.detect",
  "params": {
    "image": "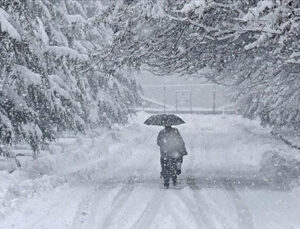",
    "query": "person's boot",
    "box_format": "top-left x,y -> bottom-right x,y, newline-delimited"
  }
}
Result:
172,176 -> 177,186
164,178 -> 169,189
176,161 -> 182,175
164,183 -> 169,189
